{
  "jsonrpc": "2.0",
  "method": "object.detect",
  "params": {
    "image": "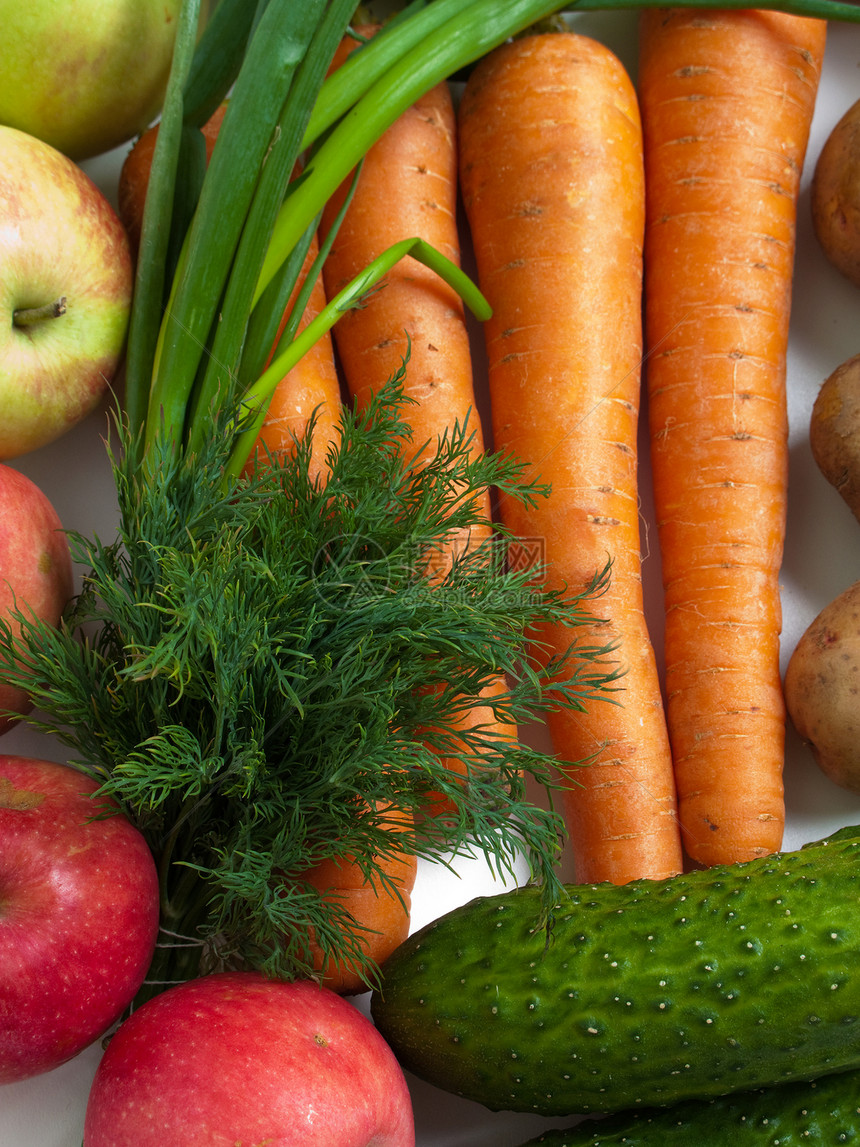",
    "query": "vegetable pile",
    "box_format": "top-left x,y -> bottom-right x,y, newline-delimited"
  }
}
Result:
0,0 -> 636,995
3,0 -> 860,1144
